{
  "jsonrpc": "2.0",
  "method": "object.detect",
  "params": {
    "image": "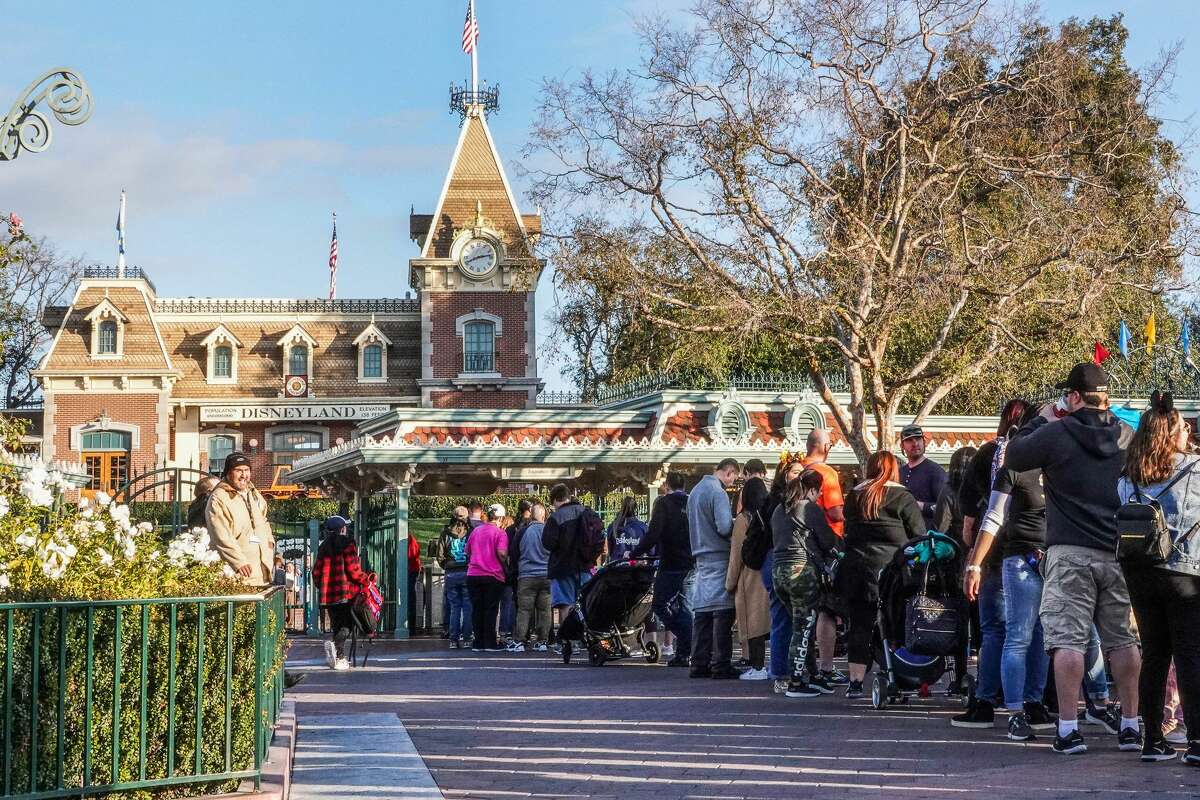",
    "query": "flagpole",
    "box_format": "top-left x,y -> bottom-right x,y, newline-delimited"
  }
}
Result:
470,0 -> 478,94
328,211 -> 337,301
116,190 -> 127,277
